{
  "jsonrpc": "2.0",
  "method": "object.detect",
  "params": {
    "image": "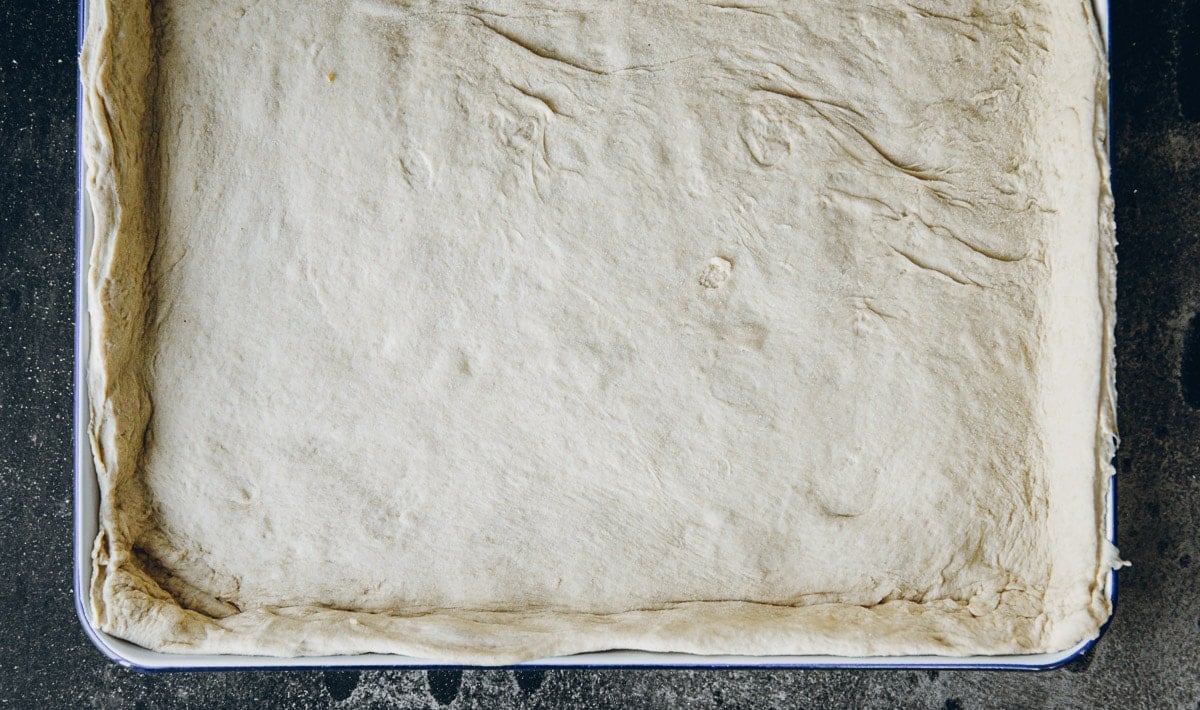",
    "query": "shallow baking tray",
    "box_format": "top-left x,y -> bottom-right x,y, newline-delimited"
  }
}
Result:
73,1 -> 1115,671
